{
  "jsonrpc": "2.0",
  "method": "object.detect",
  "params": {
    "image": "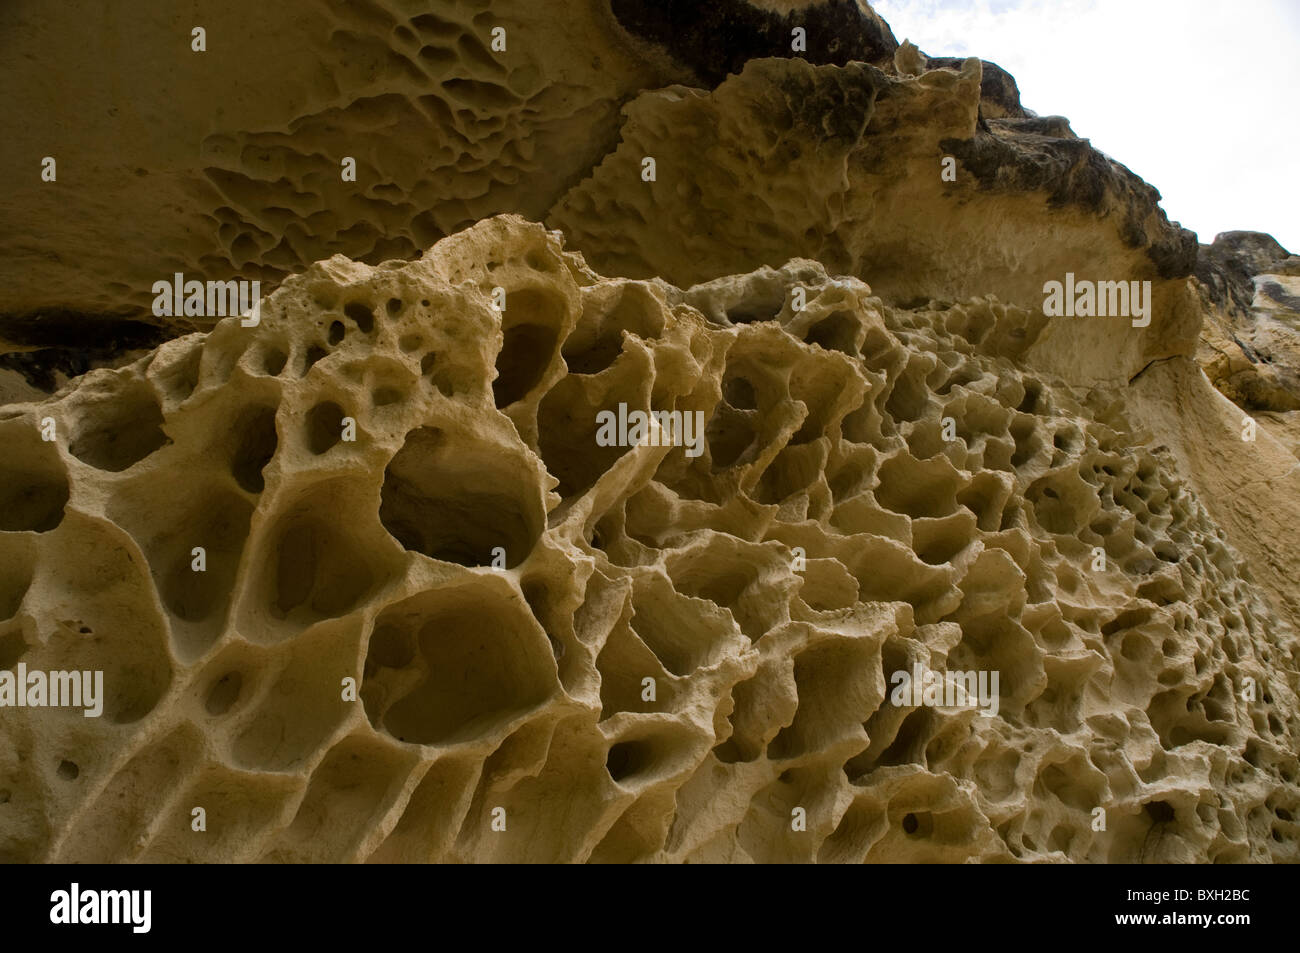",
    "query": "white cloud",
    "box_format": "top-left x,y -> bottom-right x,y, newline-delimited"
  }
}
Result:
873,0 -> 1300,251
